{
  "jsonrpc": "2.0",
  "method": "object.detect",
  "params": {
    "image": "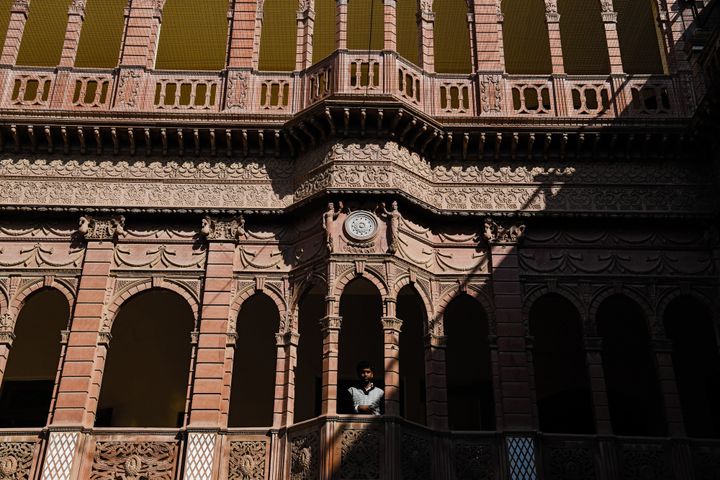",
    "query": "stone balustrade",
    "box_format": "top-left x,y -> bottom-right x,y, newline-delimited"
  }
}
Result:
0,51 -> 689,122
3,419 -> 719,479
